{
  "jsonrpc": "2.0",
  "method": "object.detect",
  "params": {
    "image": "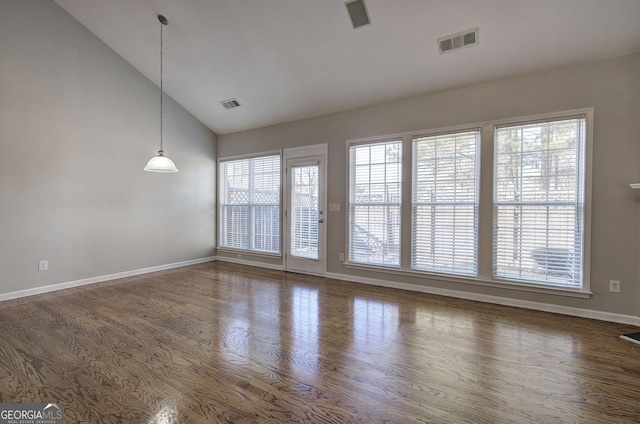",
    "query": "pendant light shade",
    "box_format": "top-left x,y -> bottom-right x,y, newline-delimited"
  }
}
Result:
144,149 -> 178,172
145,14 -> 178,173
